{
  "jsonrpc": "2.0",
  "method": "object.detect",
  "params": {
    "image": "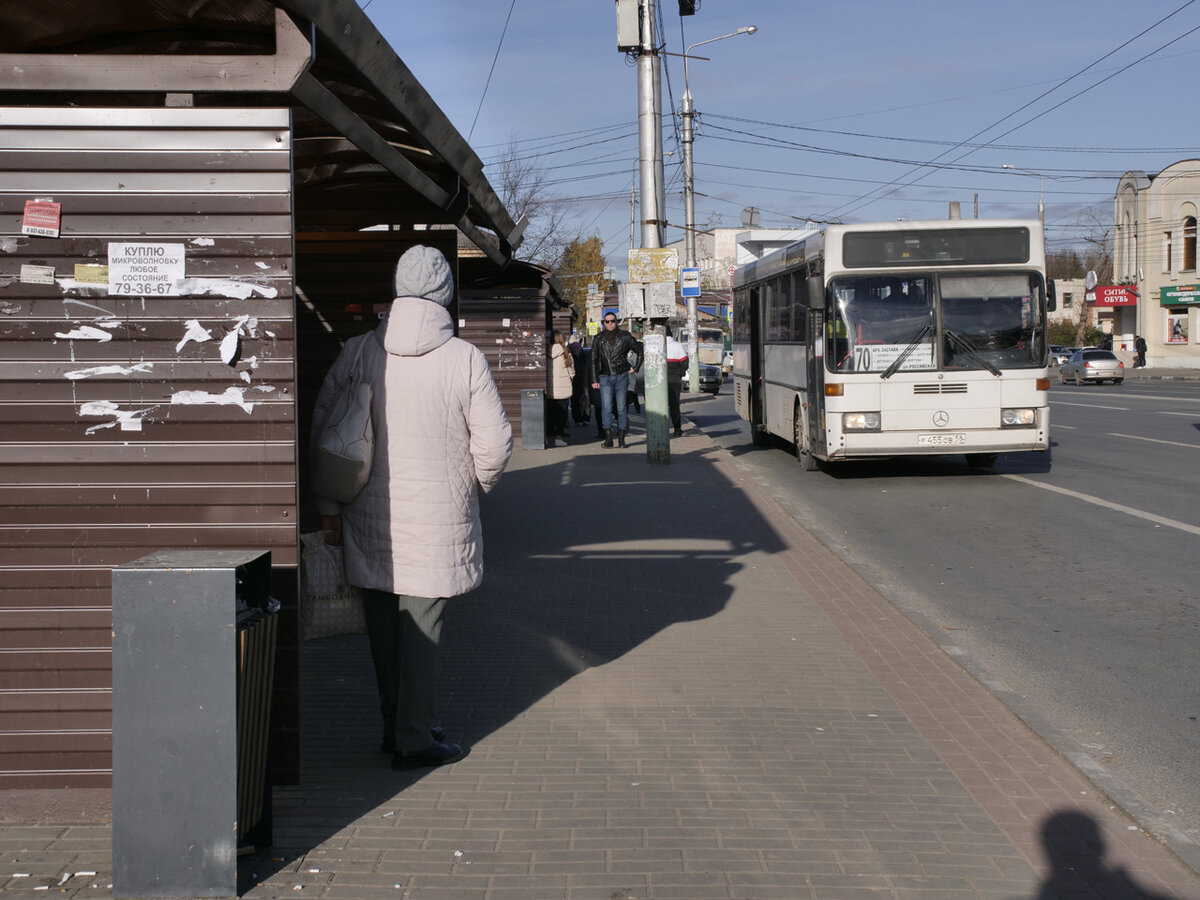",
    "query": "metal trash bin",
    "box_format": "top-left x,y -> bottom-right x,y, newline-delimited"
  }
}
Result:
521,388 -> 547,449
111,550 -> 277,899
